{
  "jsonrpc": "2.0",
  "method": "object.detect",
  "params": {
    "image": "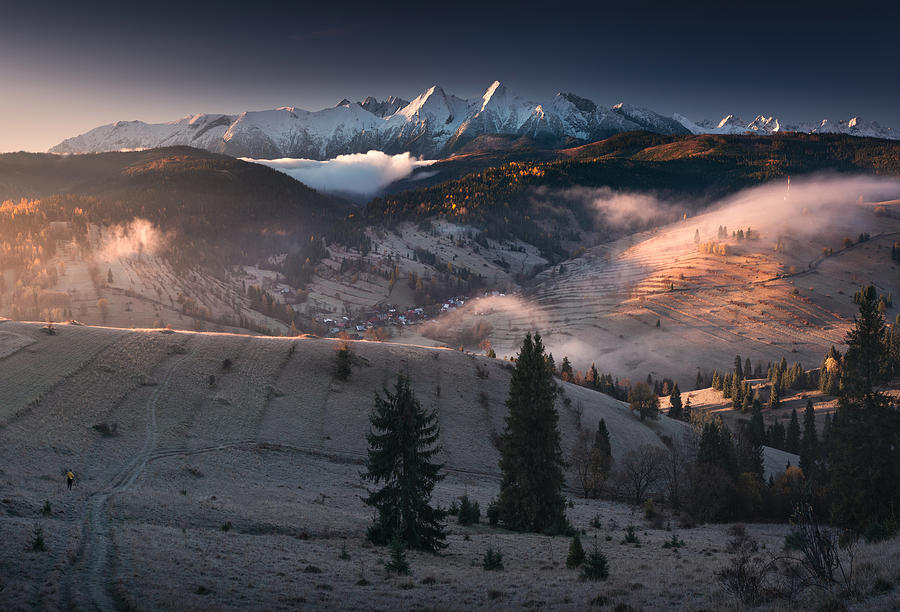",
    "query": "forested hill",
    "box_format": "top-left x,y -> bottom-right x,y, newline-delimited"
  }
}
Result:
0,147 -> 347,239
358,132 -> 900,259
